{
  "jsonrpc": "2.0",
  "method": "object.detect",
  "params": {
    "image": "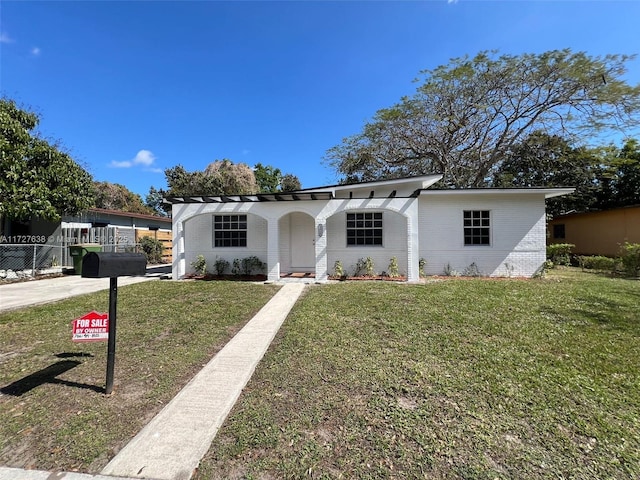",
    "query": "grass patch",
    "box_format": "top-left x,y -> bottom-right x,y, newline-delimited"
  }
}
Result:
0,280 -> 279,472
198,270 -> 639,479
